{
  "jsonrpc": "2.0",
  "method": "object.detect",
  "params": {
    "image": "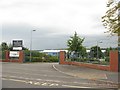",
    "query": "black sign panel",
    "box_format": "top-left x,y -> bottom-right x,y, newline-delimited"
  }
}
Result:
13,40 -> 23,47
